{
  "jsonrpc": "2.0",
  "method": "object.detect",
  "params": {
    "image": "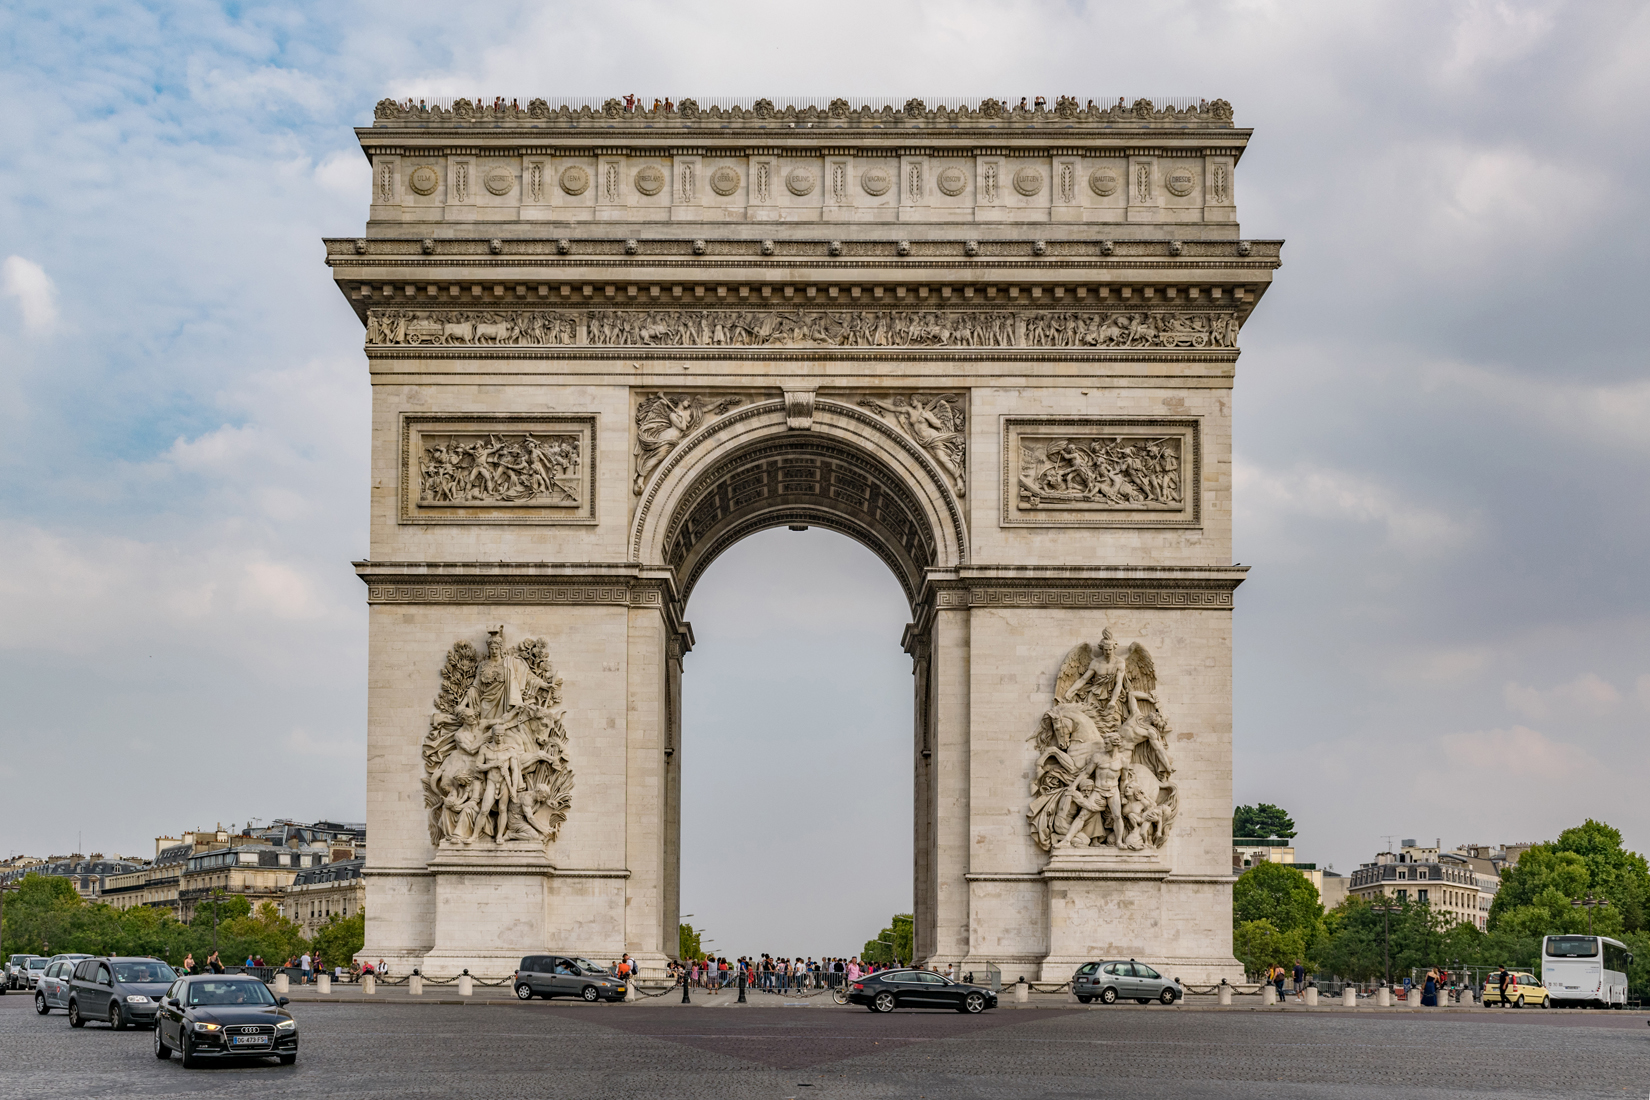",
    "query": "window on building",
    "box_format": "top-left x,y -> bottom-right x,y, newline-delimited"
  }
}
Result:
1418,889 -> 1428,903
